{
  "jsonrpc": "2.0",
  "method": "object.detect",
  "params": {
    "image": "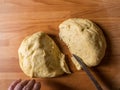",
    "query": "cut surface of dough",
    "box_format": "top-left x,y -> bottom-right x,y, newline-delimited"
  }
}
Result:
18,32 -> 70,78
